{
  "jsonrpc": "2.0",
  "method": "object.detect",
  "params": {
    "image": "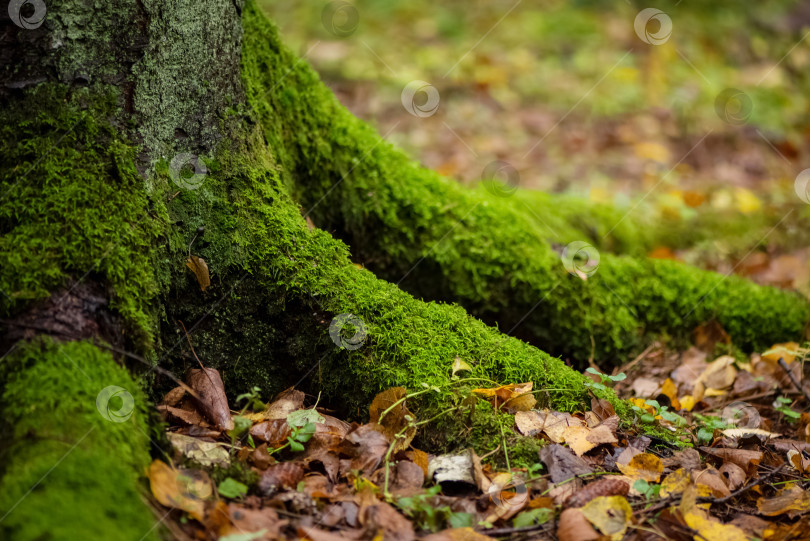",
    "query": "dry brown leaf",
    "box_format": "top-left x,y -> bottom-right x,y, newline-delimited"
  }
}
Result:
148,459 -> 212,521
757,485 -> 810,517
564,478 -> 629,508
259,462 -> 305,494
187,367 -> 233,431
719,462 -> 746,491
693,468 -> 732,498
225,503 -> 287,540
368,387 -> 416,453
337,423 -> 391,475
361,500 -> 416,541
539,444 -> 593,483
157,404 -> 207,426
788,449 -> 810,473
471,382 -> 536,412
161,386 -> 187,407
557,508 -> 601,541
248,387 -> 306,422
422,528 -> 497,541
617,453 -> 663,482
186,255 -> 210,291
700,447 -> 762,475
250,419 -> 290,446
